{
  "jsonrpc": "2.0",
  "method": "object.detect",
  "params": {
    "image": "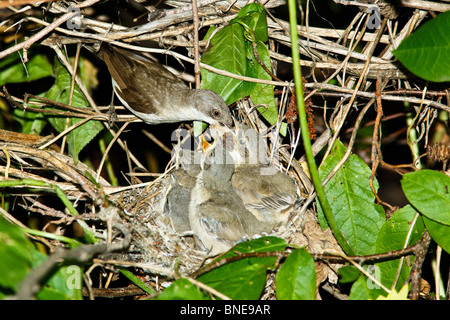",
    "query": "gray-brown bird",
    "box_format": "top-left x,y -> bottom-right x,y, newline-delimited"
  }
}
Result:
166,124 -> 302,254
211,123 -> 302,226
165,147 -> 202,233
188,147 -> 270,255
98,45 -> 233,126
